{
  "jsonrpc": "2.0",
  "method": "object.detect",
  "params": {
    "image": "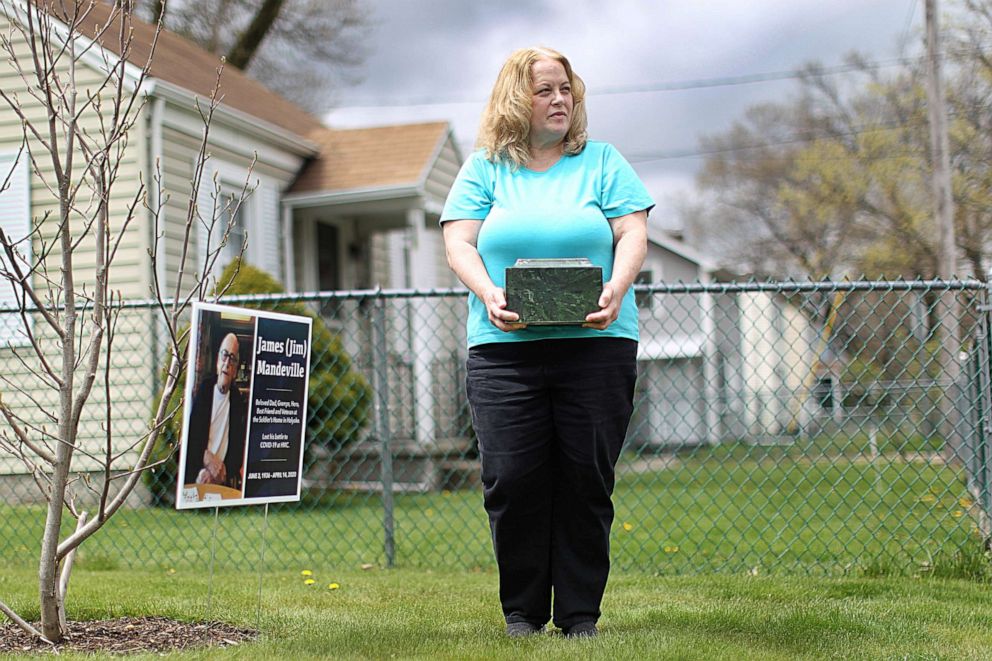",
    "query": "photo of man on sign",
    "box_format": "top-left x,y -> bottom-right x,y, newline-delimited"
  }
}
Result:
178,306 -> 256,504
185,331 -> 248,490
